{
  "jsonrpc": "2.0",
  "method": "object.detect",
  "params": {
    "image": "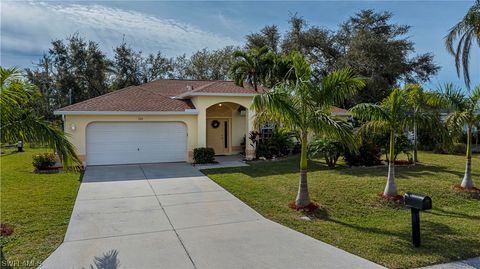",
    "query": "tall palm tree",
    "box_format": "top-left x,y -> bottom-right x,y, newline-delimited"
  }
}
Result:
0,67 -> 80,168
350,88 -> 409,197
445,0 -> 480,88
442,84 -> 480,189
252,52 -> 365,207
404,84 -> 445,164
230,47 -> 272,91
